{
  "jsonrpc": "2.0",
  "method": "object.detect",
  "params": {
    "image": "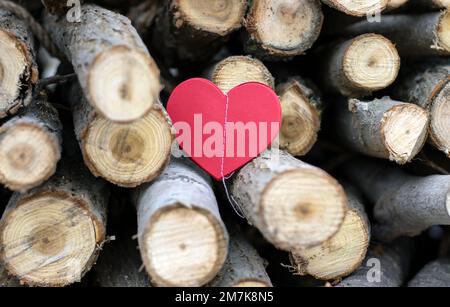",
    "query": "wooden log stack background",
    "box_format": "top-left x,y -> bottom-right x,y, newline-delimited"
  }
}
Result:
0,0 -> 449,288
